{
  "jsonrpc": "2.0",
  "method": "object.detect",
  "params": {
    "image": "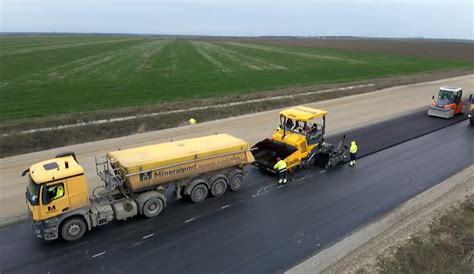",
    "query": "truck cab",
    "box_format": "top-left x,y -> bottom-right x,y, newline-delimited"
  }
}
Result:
24,153 -> 90,240
252,106 -> 327,172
